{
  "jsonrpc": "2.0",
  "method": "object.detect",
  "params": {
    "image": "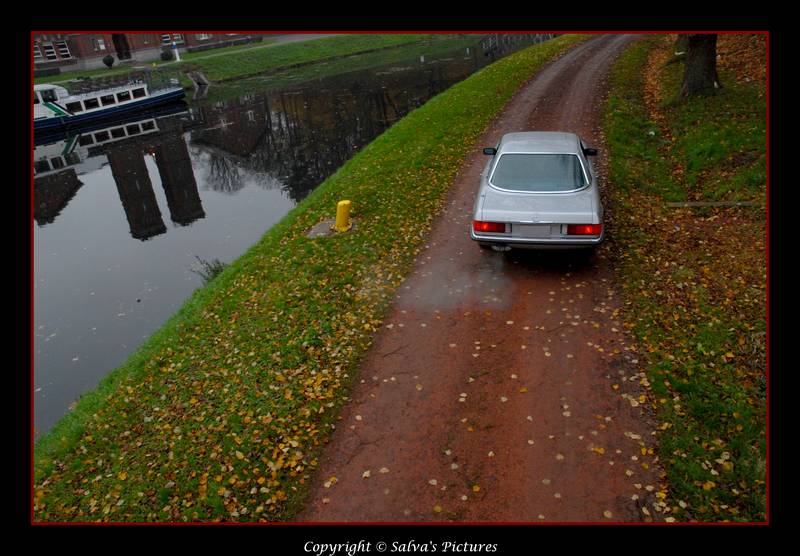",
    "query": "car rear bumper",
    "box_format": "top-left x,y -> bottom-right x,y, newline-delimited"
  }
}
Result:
470,228 -> 604,249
